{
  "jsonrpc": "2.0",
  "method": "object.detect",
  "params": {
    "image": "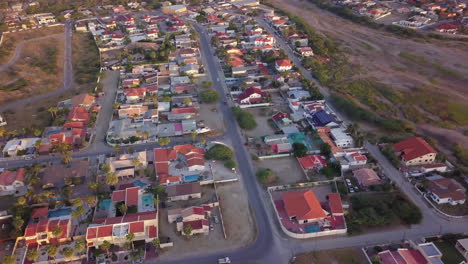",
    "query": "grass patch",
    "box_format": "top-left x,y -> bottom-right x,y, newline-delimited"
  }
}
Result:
73,32 -> 100,87
434,241 -> 464,264
399,52 -> 428,63
294,248 -> 364,264
31,46 -> 58,74
0,78 -> 28,91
